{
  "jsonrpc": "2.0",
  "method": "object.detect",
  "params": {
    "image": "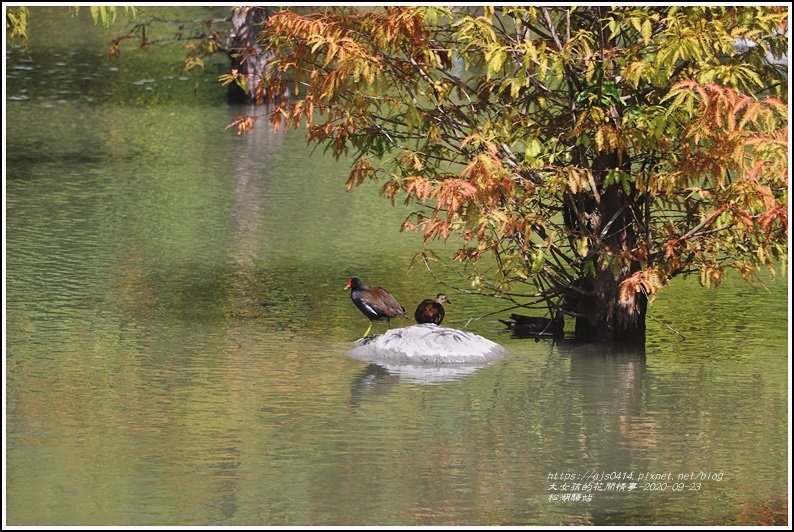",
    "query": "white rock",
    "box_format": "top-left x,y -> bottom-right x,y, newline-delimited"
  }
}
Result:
347,323 -> 507,365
